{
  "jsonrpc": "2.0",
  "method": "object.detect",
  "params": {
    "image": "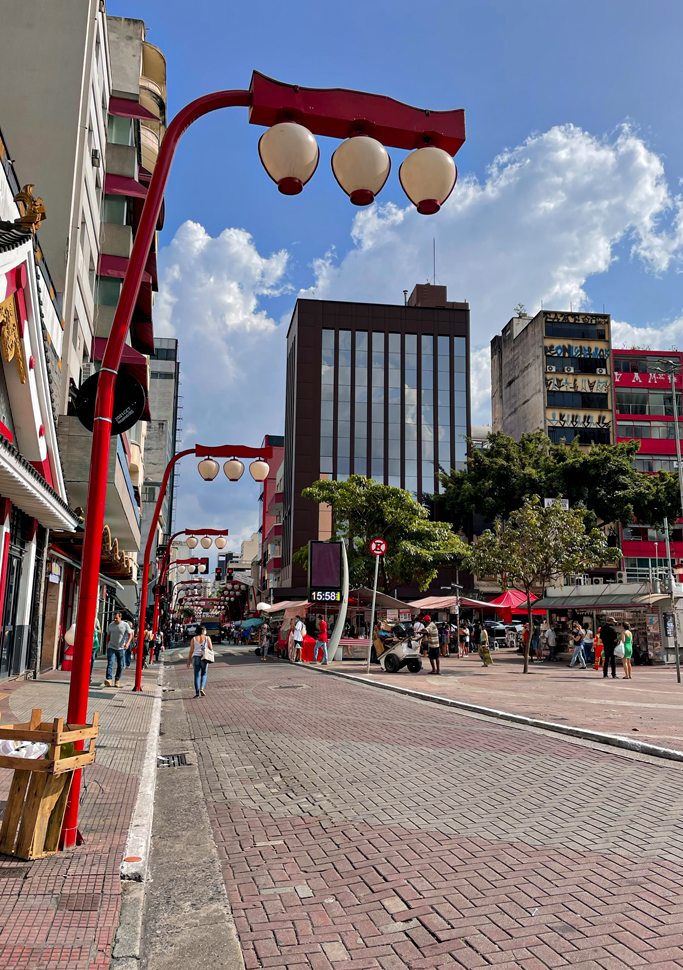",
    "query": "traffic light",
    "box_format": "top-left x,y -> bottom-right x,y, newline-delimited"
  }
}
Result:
227,568 -> 234,581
